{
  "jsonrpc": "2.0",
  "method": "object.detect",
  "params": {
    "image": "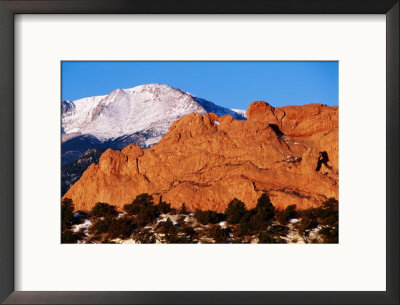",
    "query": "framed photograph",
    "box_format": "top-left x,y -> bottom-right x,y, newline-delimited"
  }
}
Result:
0,0 -> 398,304
59,60 -> 339,246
